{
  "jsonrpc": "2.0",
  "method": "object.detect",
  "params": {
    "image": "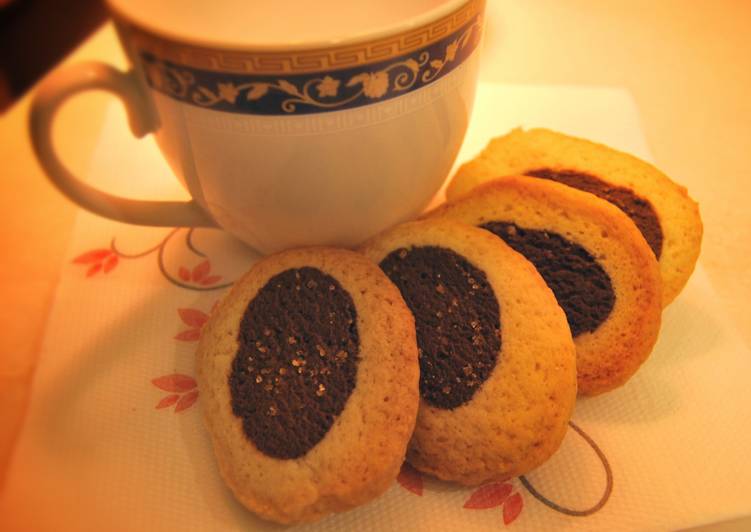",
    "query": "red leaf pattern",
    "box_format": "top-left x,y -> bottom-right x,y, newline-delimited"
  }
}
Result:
200,275 -> 222,286
156,394 -> 179,409
175,307 -> 209,342
178,308 -> 209,328
152,374 -> 197,392
396,462 -> 423,496
175,389 -> 199,412
503,493 -> 523,525
74,239 -> 225,286
73,249 -> 111,264
74,248 -> 120,278
174,329 -> 202,342
103,254 -> 119,273
464,482 -> 513,509
192,260 -> 211,282
86,263 -> 103,277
